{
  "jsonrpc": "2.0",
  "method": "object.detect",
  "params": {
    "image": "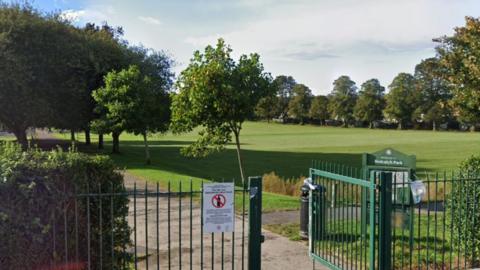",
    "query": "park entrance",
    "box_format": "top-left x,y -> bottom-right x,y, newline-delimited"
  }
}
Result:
39,177 -> 263,270
308,149 -> 480,270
